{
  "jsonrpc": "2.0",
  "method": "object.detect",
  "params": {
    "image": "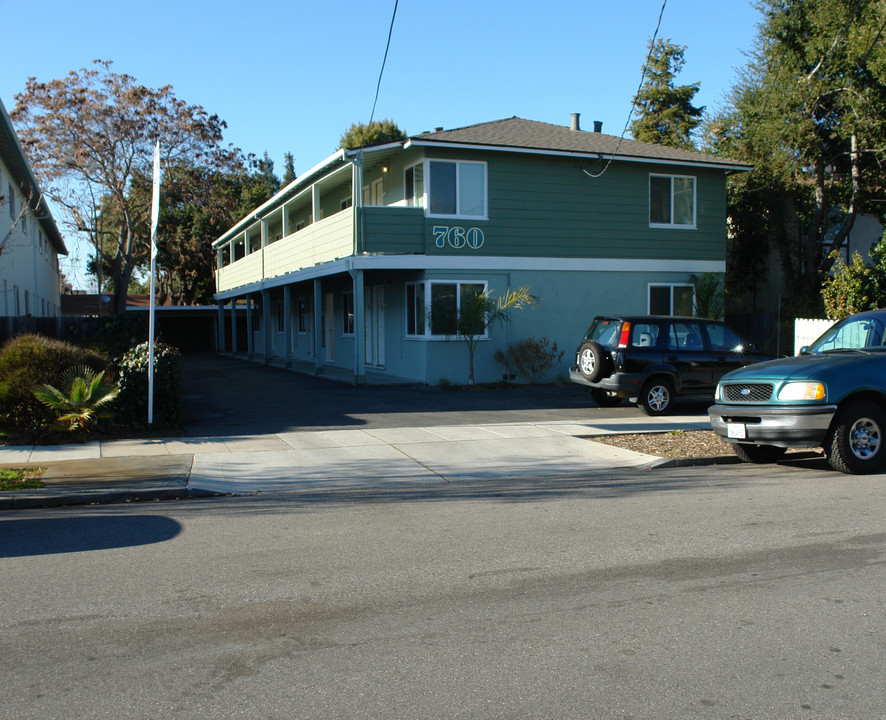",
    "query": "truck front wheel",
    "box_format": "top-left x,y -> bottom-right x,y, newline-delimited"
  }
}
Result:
827,400 -> 886,474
